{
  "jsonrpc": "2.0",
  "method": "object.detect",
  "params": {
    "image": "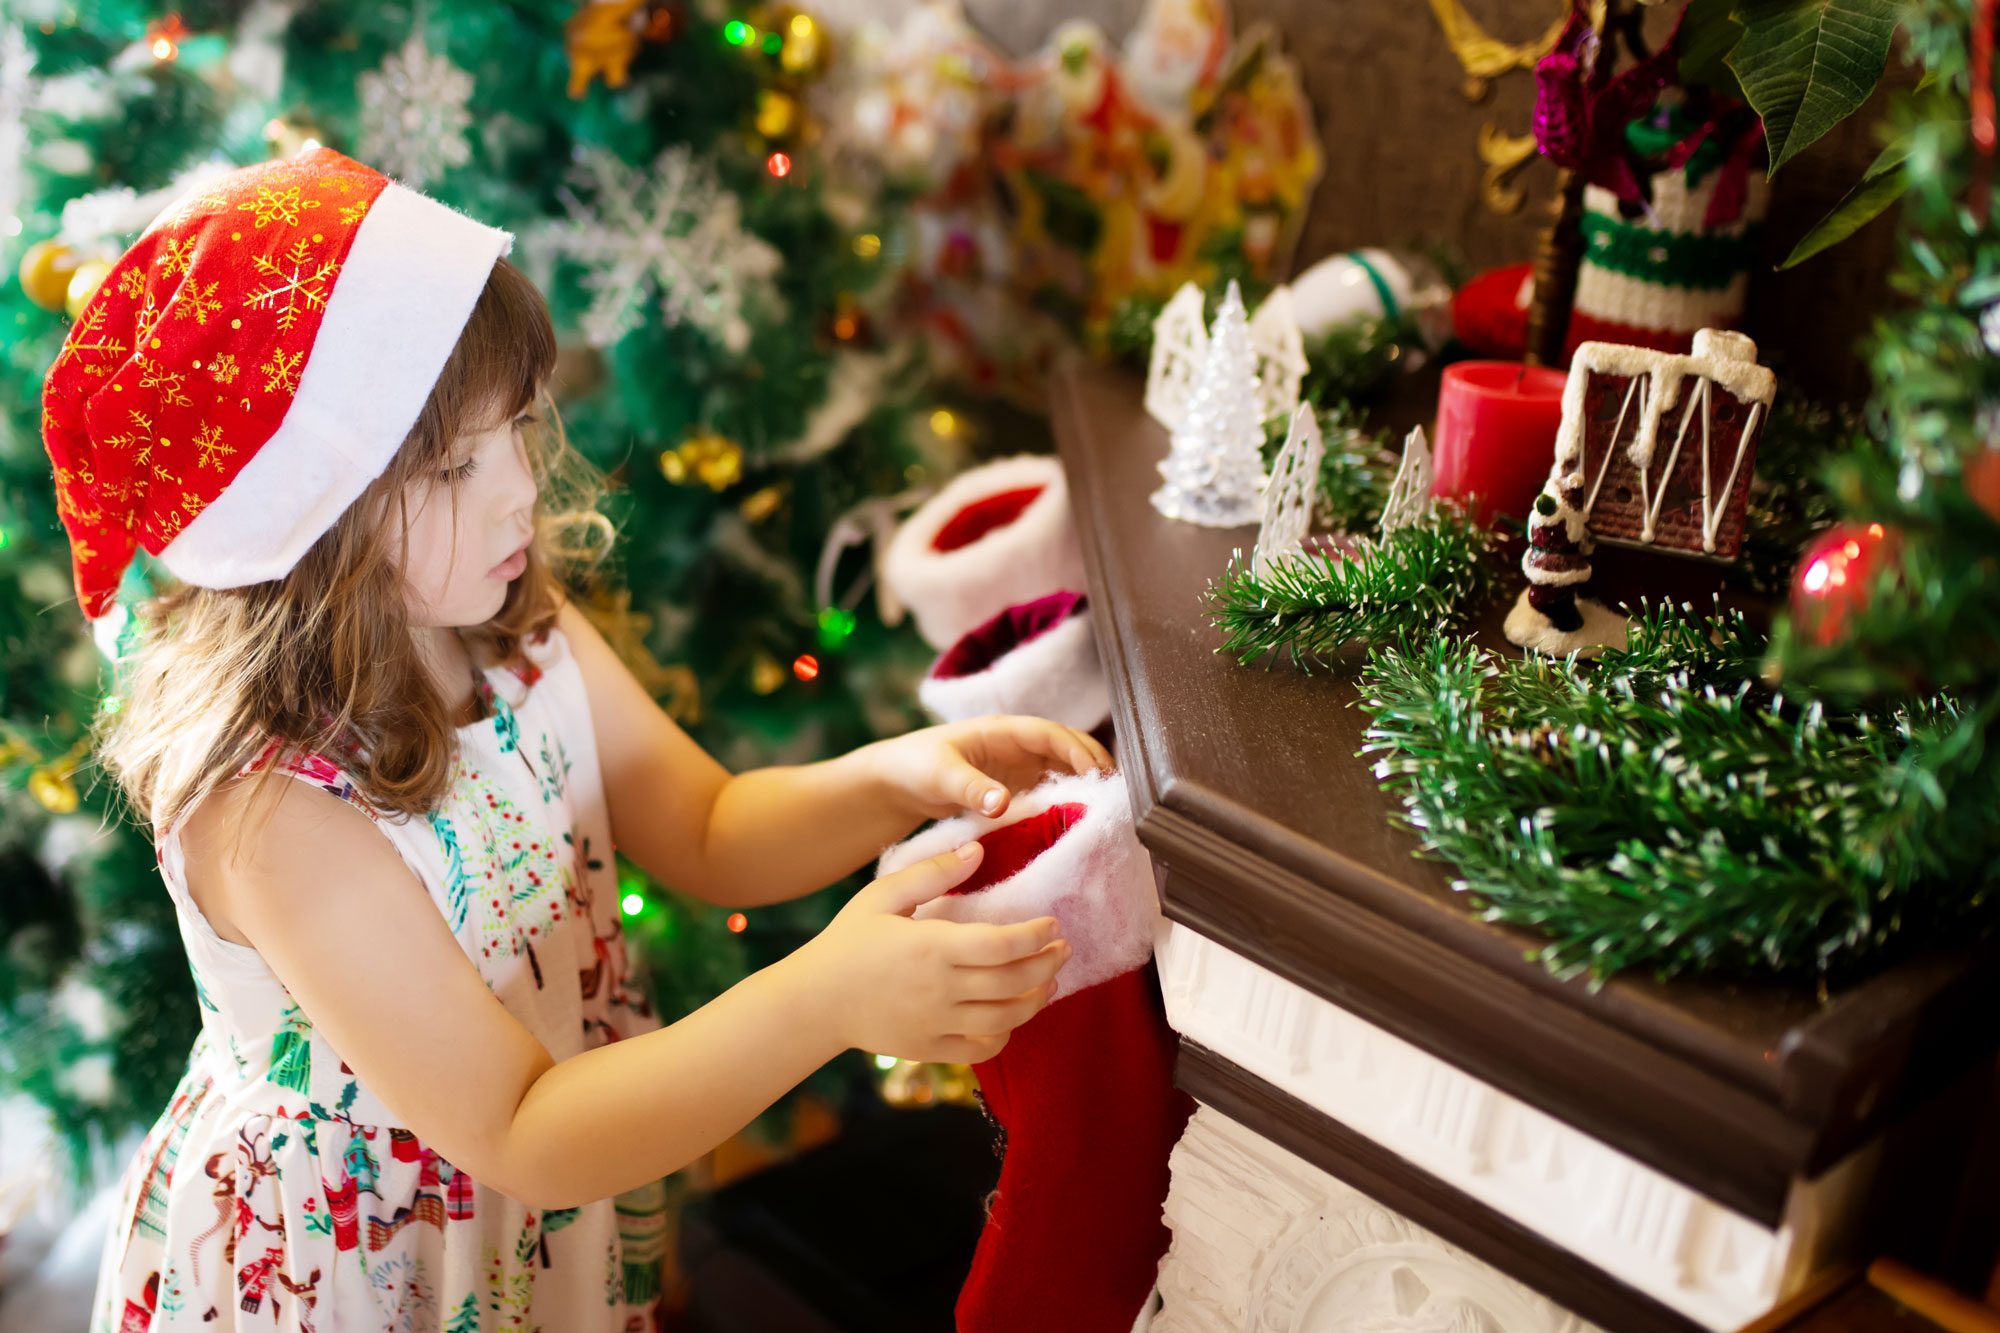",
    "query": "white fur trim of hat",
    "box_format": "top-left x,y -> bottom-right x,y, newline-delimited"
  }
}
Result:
882,455 -> 1086,649
918,590 -> 1109,731
877,770 -> 1154,1003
